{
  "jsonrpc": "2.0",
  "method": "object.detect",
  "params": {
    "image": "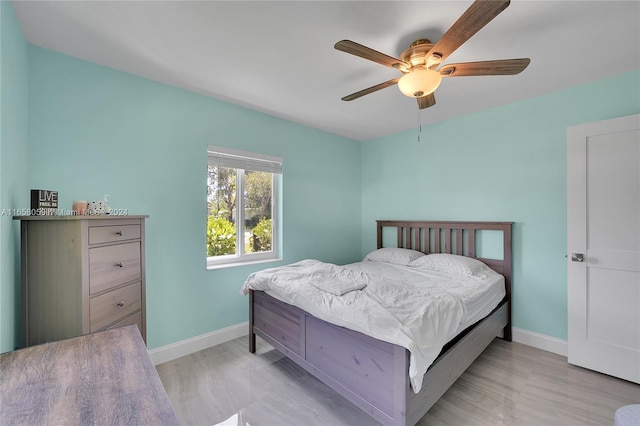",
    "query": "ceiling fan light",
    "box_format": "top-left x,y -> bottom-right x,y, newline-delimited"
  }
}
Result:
398,68 -> 442,98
